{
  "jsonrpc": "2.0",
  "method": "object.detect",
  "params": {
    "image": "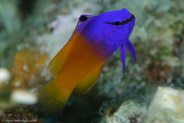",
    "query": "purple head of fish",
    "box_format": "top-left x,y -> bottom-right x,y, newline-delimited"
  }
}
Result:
97,8 -> 135,46
97,8 -> 136,75
76,8 -> 136,75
